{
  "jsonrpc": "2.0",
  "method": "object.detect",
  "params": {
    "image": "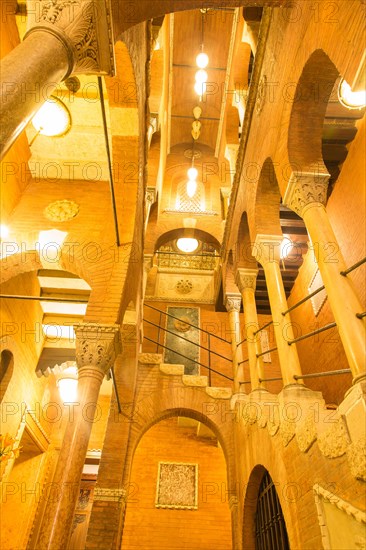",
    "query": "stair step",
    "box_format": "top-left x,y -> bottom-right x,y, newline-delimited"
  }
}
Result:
206,387 -> 232,399
159,363 -> 185,375
182,375 -> 208,387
